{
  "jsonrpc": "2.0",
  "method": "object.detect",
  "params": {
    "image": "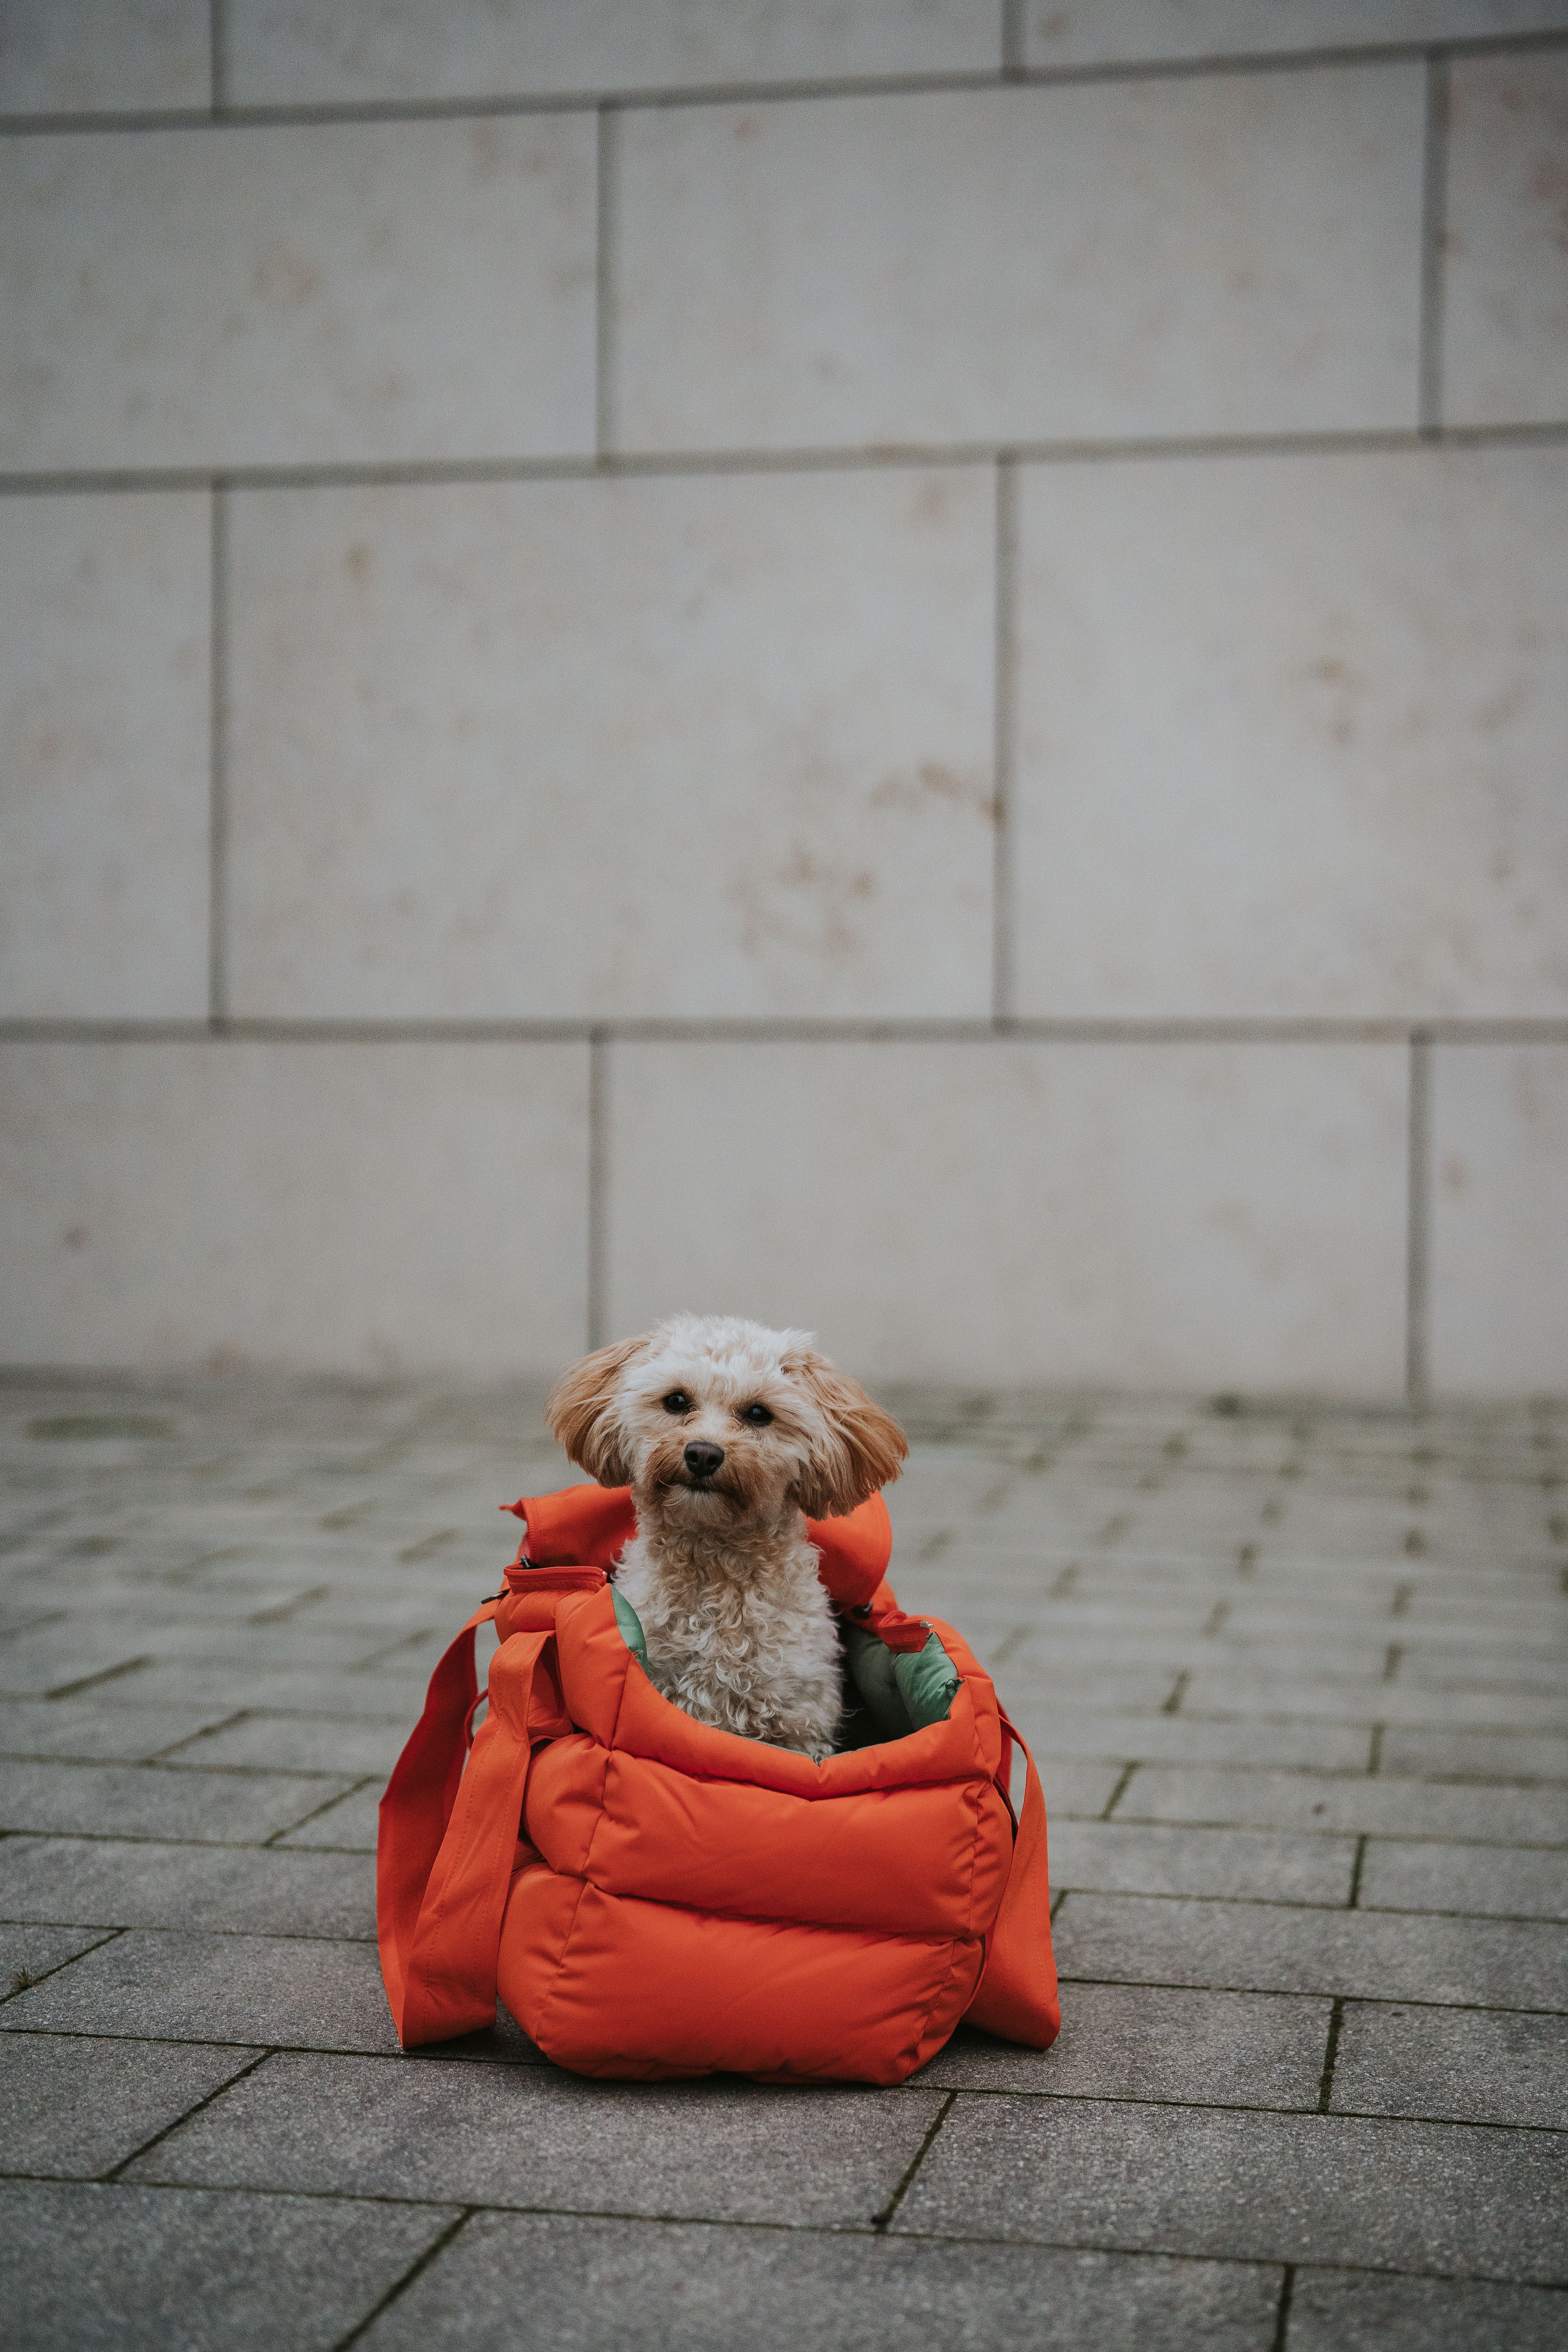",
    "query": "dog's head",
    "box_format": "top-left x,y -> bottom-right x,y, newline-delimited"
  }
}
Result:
545,1315 -> 907,1530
